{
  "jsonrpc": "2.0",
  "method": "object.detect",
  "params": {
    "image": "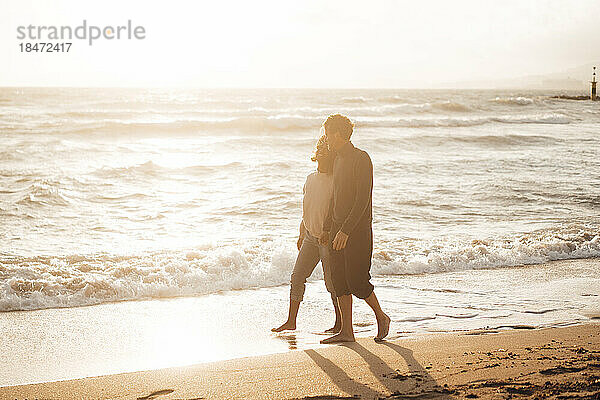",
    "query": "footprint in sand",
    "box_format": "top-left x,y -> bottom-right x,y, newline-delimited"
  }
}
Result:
137,389 -> 204,400
137,389 -> 175,400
